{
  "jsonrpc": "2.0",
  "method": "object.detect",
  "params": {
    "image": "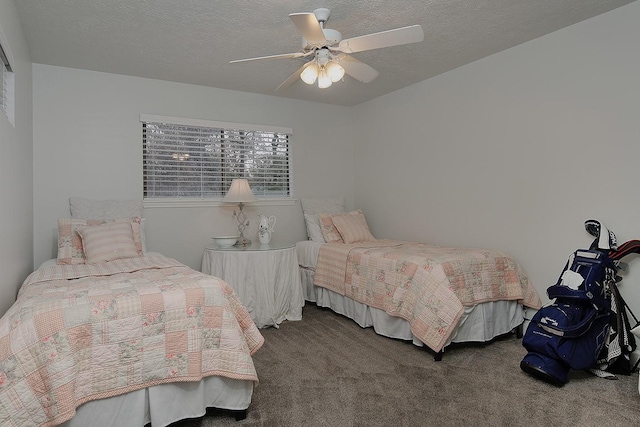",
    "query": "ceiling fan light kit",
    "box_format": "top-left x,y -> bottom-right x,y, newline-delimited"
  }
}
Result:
230,7 -> 424,91
298,48 -> 345,88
